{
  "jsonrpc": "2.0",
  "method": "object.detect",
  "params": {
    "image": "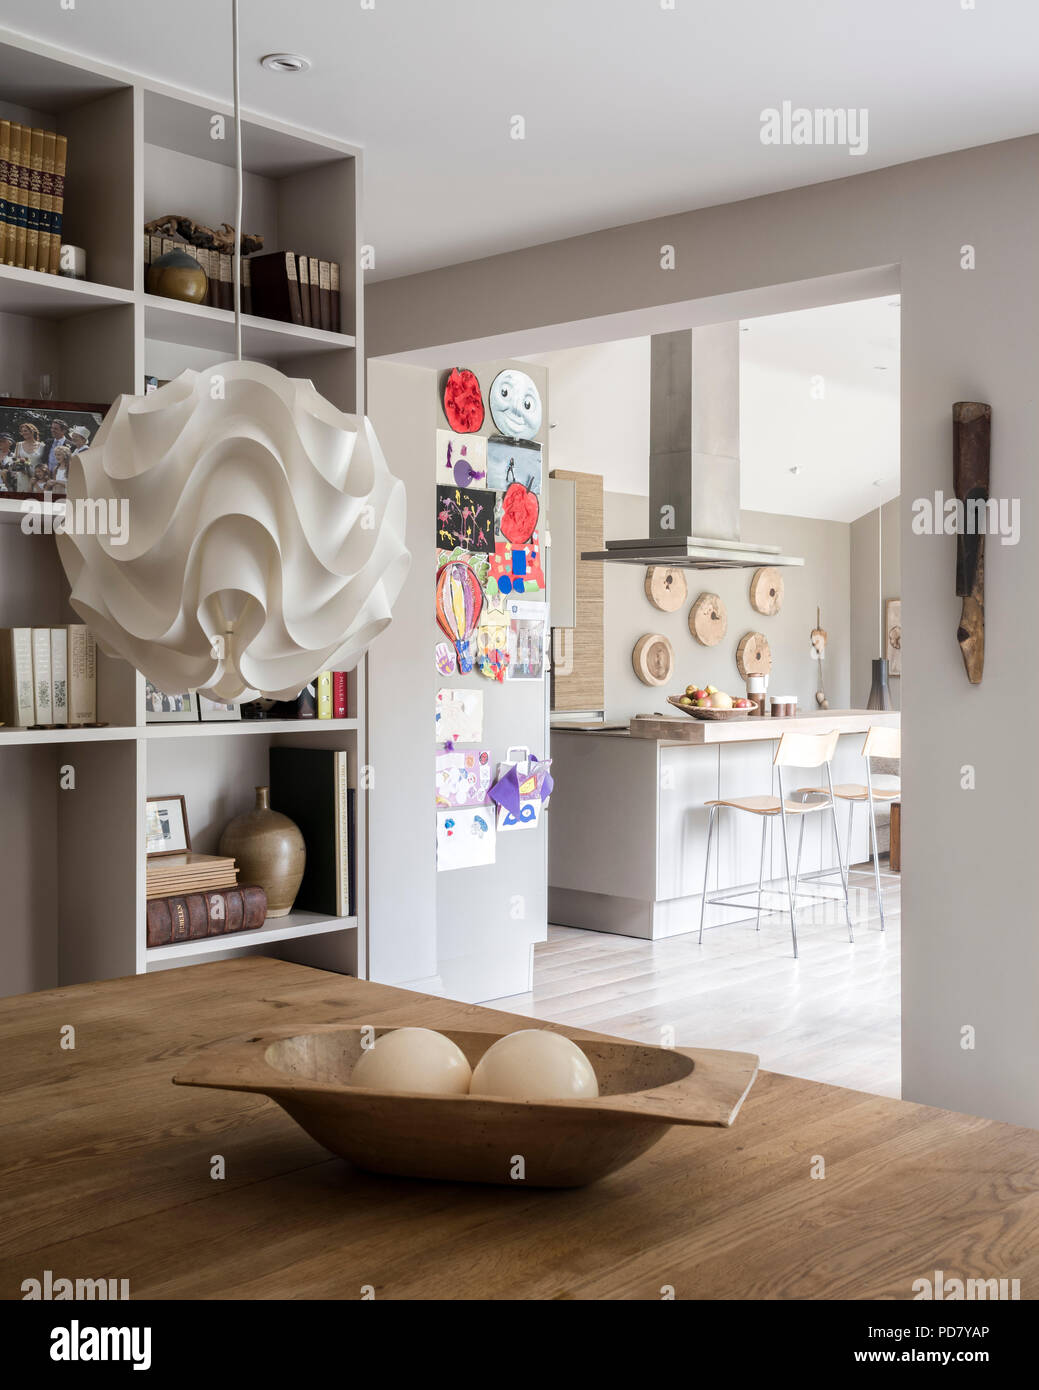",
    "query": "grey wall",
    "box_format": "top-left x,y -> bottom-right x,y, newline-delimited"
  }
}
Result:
603,493 -> 850,720
851,497 -> 901,711
369,134 -> 1039,1129
367,360 -> 439,989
